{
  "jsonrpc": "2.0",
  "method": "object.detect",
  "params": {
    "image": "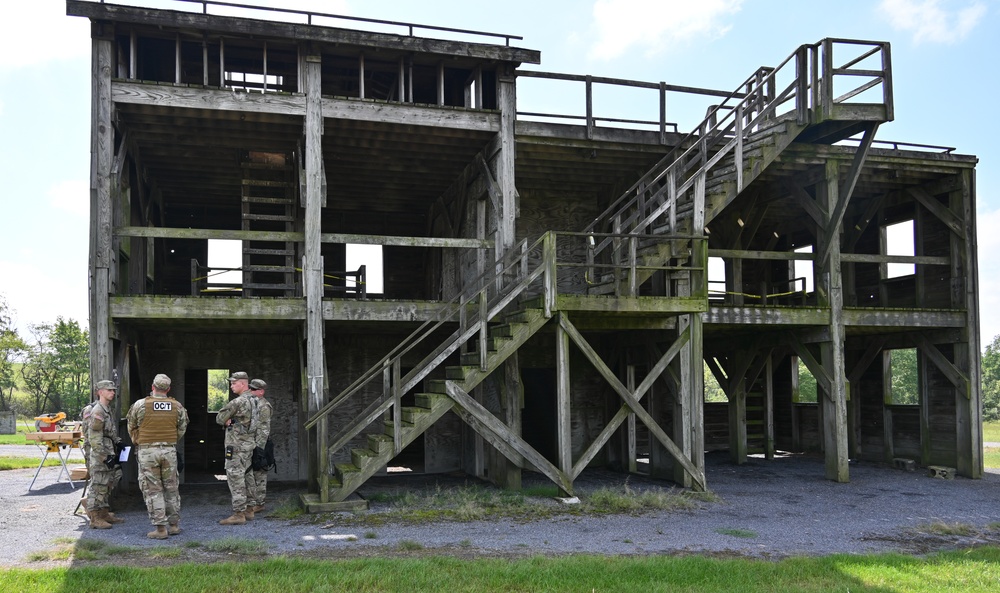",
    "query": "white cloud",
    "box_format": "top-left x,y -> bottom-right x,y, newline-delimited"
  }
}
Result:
0,0 -> 90,72
878,0 -> 986,44
48,179 -> 90,219
587,0 -> 743,61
